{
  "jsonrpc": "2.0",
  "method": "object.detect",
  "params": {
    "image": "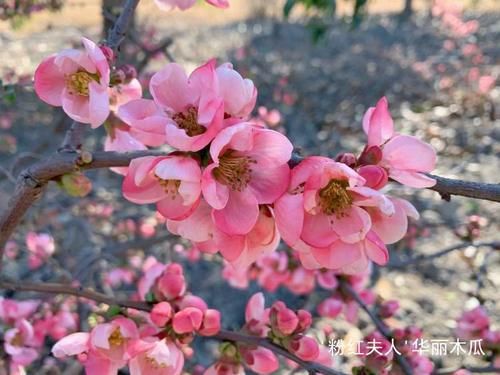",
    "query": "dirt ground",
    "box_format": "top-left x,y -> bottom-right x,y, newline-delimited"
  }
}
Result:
0,0 -> 499,374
